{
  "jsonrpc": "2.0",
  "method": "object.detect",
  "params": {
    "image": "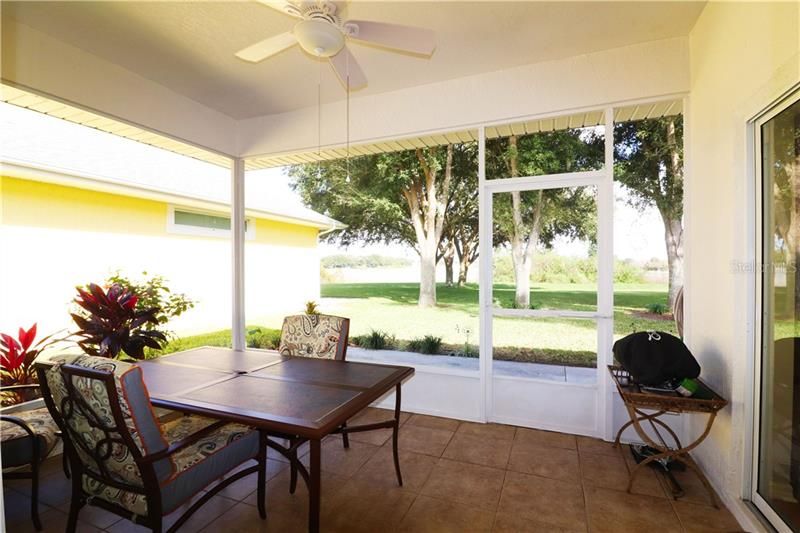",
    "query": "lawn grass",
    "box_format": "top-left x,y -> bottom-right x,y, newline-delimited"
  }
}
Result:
163,282 -> 676,367
322,282 -> 675,367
